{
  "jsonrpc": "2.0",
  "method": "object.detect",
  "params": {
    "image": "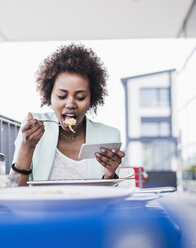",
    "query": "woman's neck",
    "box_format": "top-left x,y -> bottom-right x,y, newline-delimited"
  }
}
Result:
59,118 -> 86,142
